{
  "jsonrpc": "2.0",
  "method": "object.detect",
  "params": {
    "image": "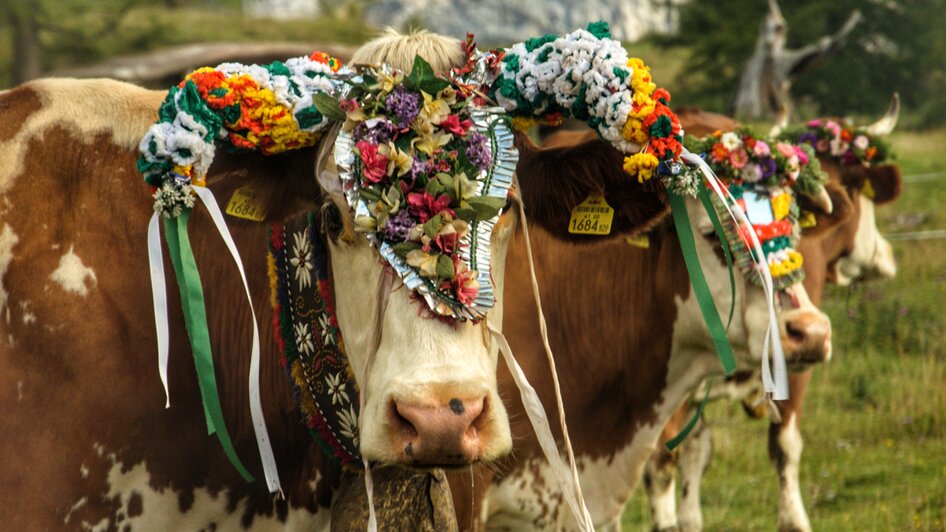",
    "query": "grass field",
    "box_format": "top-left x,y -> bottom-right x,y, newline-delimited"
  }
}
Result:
622,130 -> 946,531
